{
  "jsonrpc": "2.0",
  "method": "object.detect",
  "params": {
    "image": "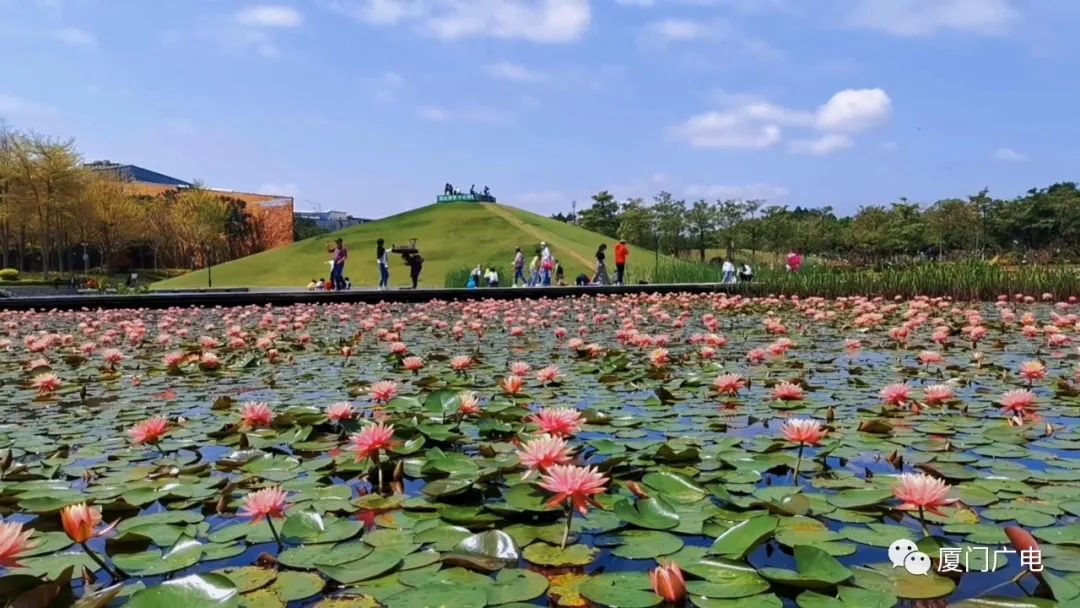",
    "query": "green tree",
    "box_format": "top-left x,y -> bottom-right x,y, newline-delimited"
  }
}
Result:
617,197 -> 654,247
578,190 -> 620,238
686,199 -> 717,262
294,216 -> 330,241
652,191 -> 687,256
